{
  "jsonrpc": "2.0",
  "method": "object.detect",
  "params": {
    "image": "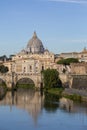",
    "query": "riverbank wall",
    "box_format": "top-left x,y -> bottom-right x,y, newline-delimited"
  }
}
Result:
62,88 -> 87,102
